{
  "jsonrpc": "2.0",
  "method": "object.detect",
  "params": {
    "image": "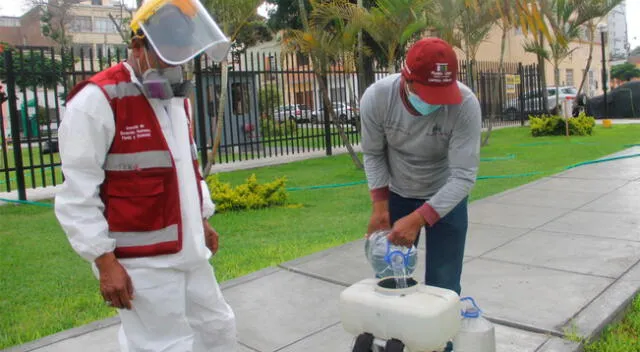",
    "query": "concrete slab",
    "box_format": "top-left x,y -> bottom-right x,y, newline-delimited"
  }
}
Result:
612,180 -> 640,195
555,163 -> 640,180
536,337 -> 582,352
464,223 -> 530,257
280,239 -> 474,287
540,210 -> 640,242
494,324 -> 550,352
482,230 -> 640,278
275,322 -> 551,352
222,269 -> 345,352
275,323 -> 354,352
529,177 -> 627,194
468,202 -> 567,229
491,188 -> 603,210
460,258 -> 613,333
566,277 -> 639,341
623,260 -> 640,283
279,239 -> 372,287
580,192 -> 640,214
27,324 -> 119,352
